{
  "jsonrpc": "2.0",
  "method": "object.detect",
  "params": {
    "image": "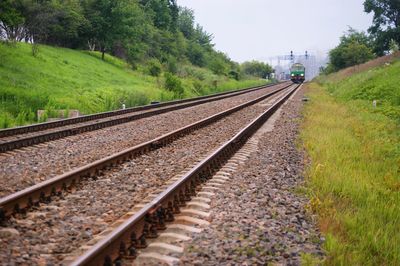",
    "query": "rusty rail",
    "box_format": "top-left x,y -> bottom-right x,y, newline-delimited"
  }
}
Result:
0,83 -> 292,221
0,82 -> 279,139
70,84 -> 301,266
0,82 -> 285,153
